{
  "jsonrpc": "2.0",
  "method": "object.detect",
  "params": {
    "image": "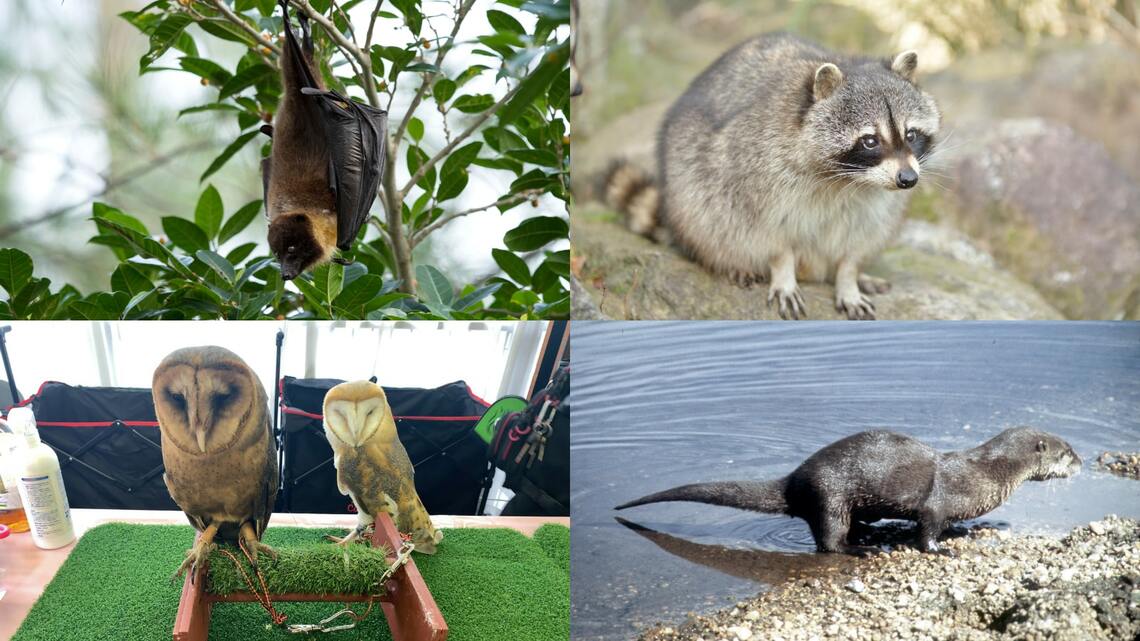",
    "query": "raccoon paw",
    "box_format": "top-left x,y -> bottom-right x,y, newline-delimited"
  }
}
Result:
857,273 -> 891,295
729,270 -> 763,288
836,293 -> 876,320
767,285 -> 806,320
